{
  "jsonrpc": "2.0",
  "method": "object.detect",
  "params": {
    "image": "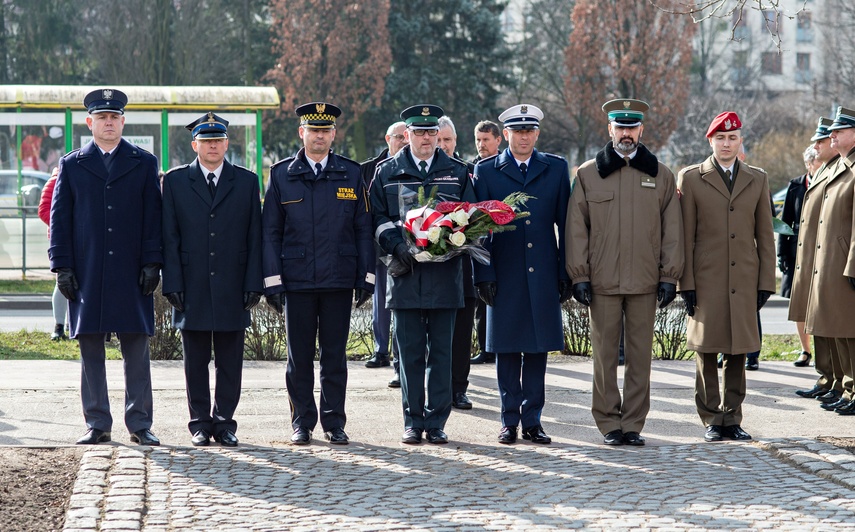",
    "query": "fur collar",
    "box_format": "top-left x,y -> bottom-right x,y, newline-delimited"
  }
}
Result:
595,141 -> 659,178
